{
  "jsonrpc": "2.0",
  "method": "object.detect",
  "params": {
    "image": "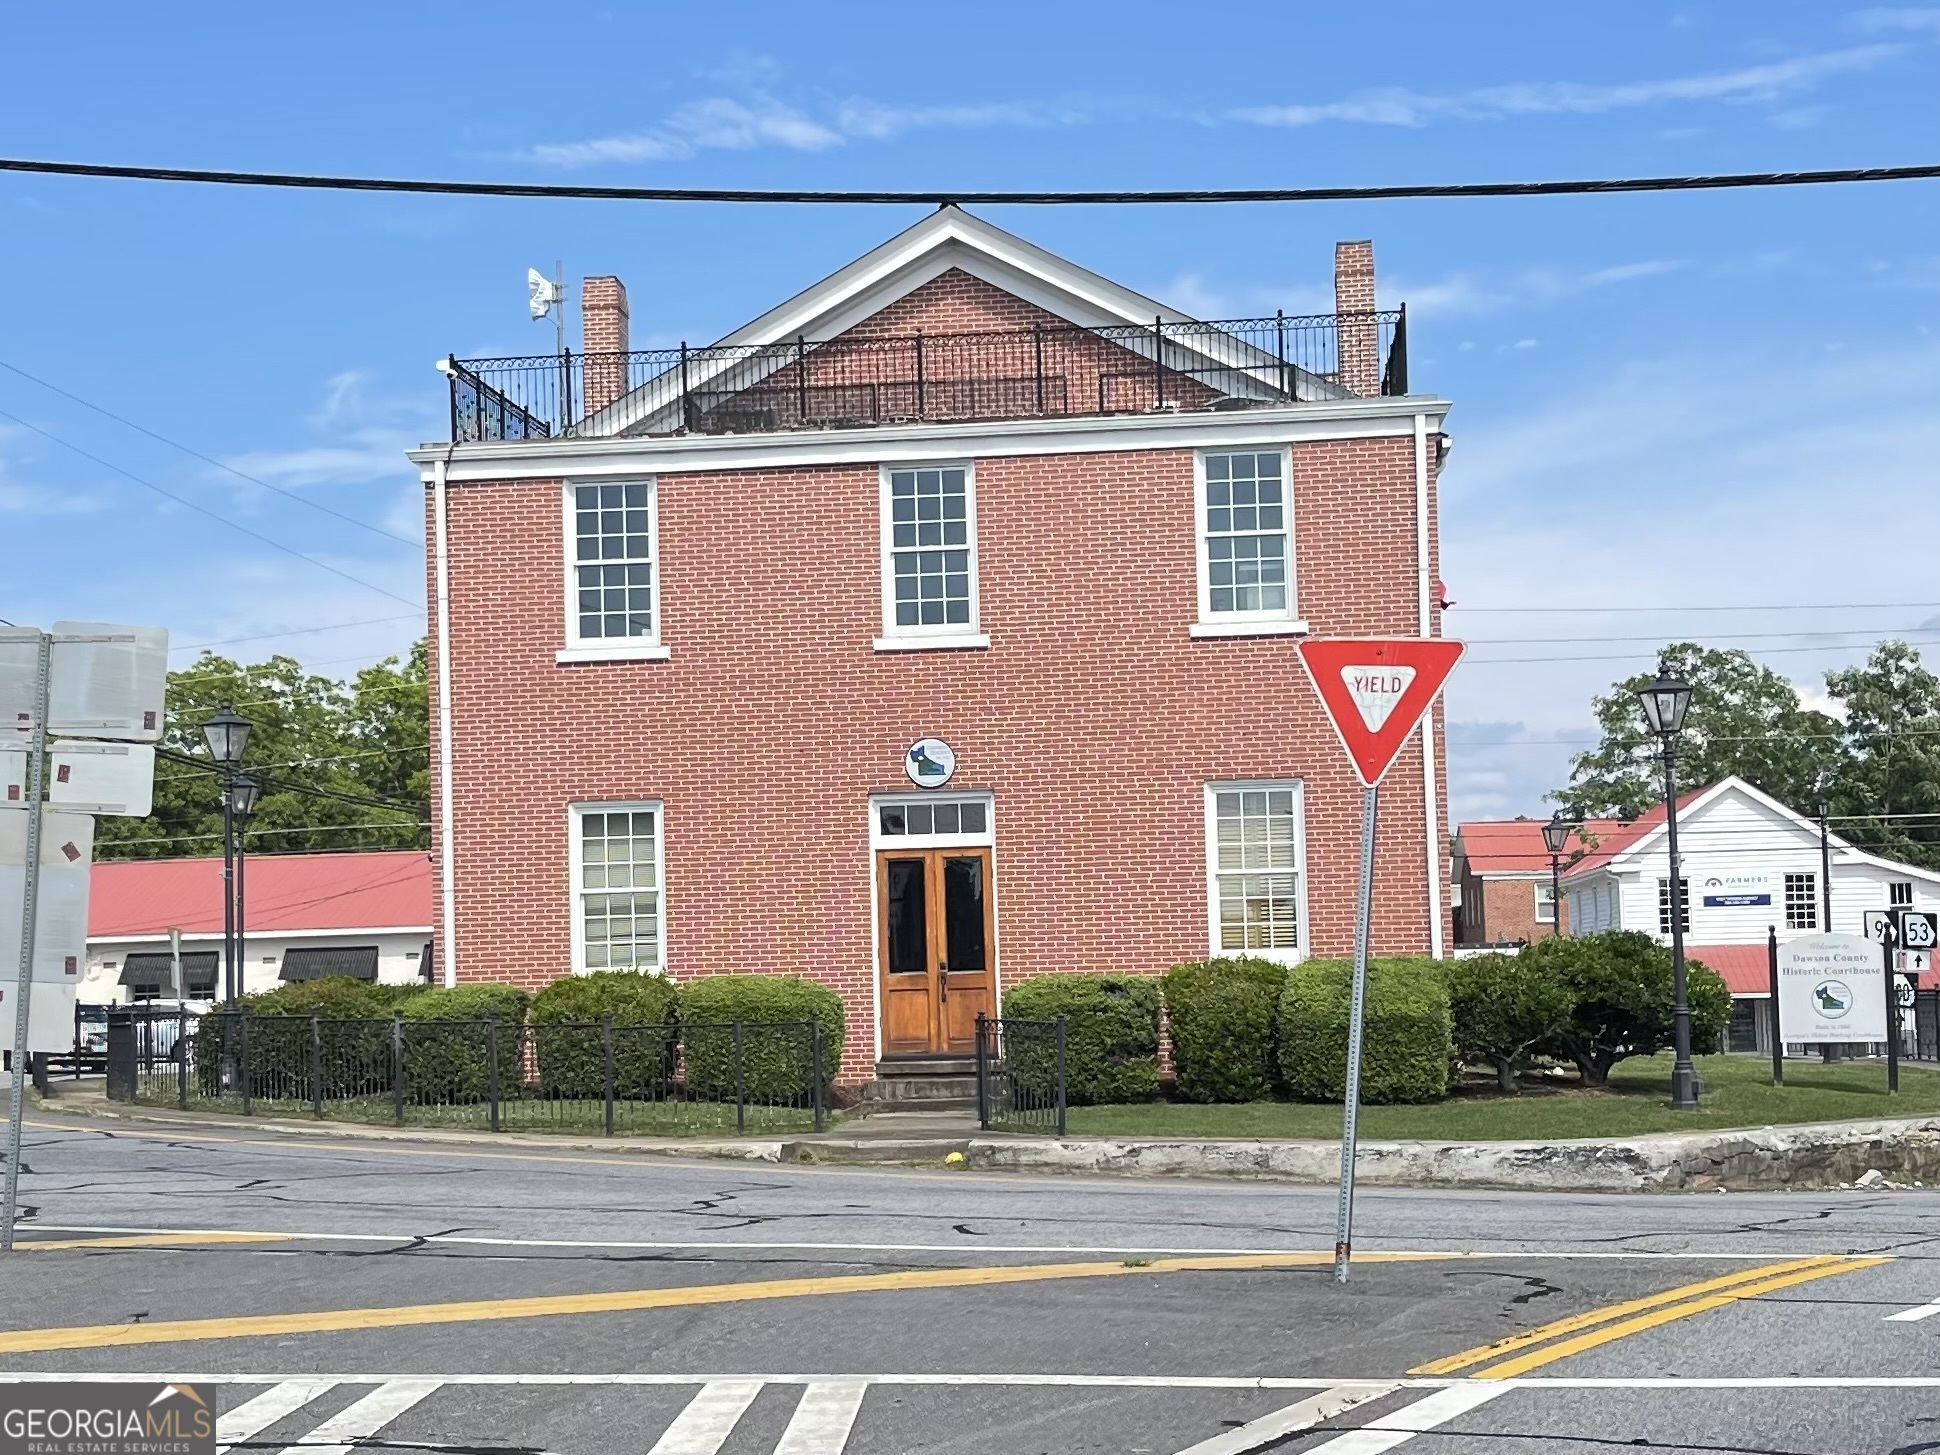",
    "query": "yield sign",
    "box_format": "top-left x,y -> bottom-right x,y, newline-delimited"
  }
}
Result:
1297,637 -> 1466,787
